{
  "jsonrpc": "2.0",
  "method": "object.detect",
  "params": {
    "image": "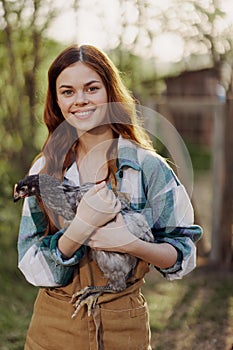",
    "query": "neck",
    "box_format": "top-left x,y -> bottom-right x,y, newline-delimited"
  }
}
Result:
76,126 -> 118,185
77,126 -> 114,155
